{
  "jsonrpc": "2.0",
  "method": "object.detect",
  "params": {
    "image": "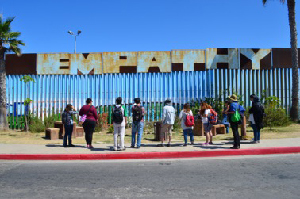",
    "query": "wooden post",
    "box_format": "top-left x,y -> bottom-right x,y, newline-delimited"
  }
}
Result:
240,116 -> 247,140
